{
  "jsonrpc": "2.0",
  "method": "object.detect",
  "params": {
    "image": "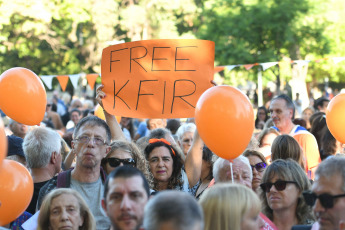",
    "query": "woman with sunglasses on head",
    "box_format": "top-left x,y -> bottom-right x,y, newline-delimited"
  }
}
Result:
260,159 -> 314,230
144,138 -> 193,193
243,149 -> 267,193
101,140 -> 153,183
